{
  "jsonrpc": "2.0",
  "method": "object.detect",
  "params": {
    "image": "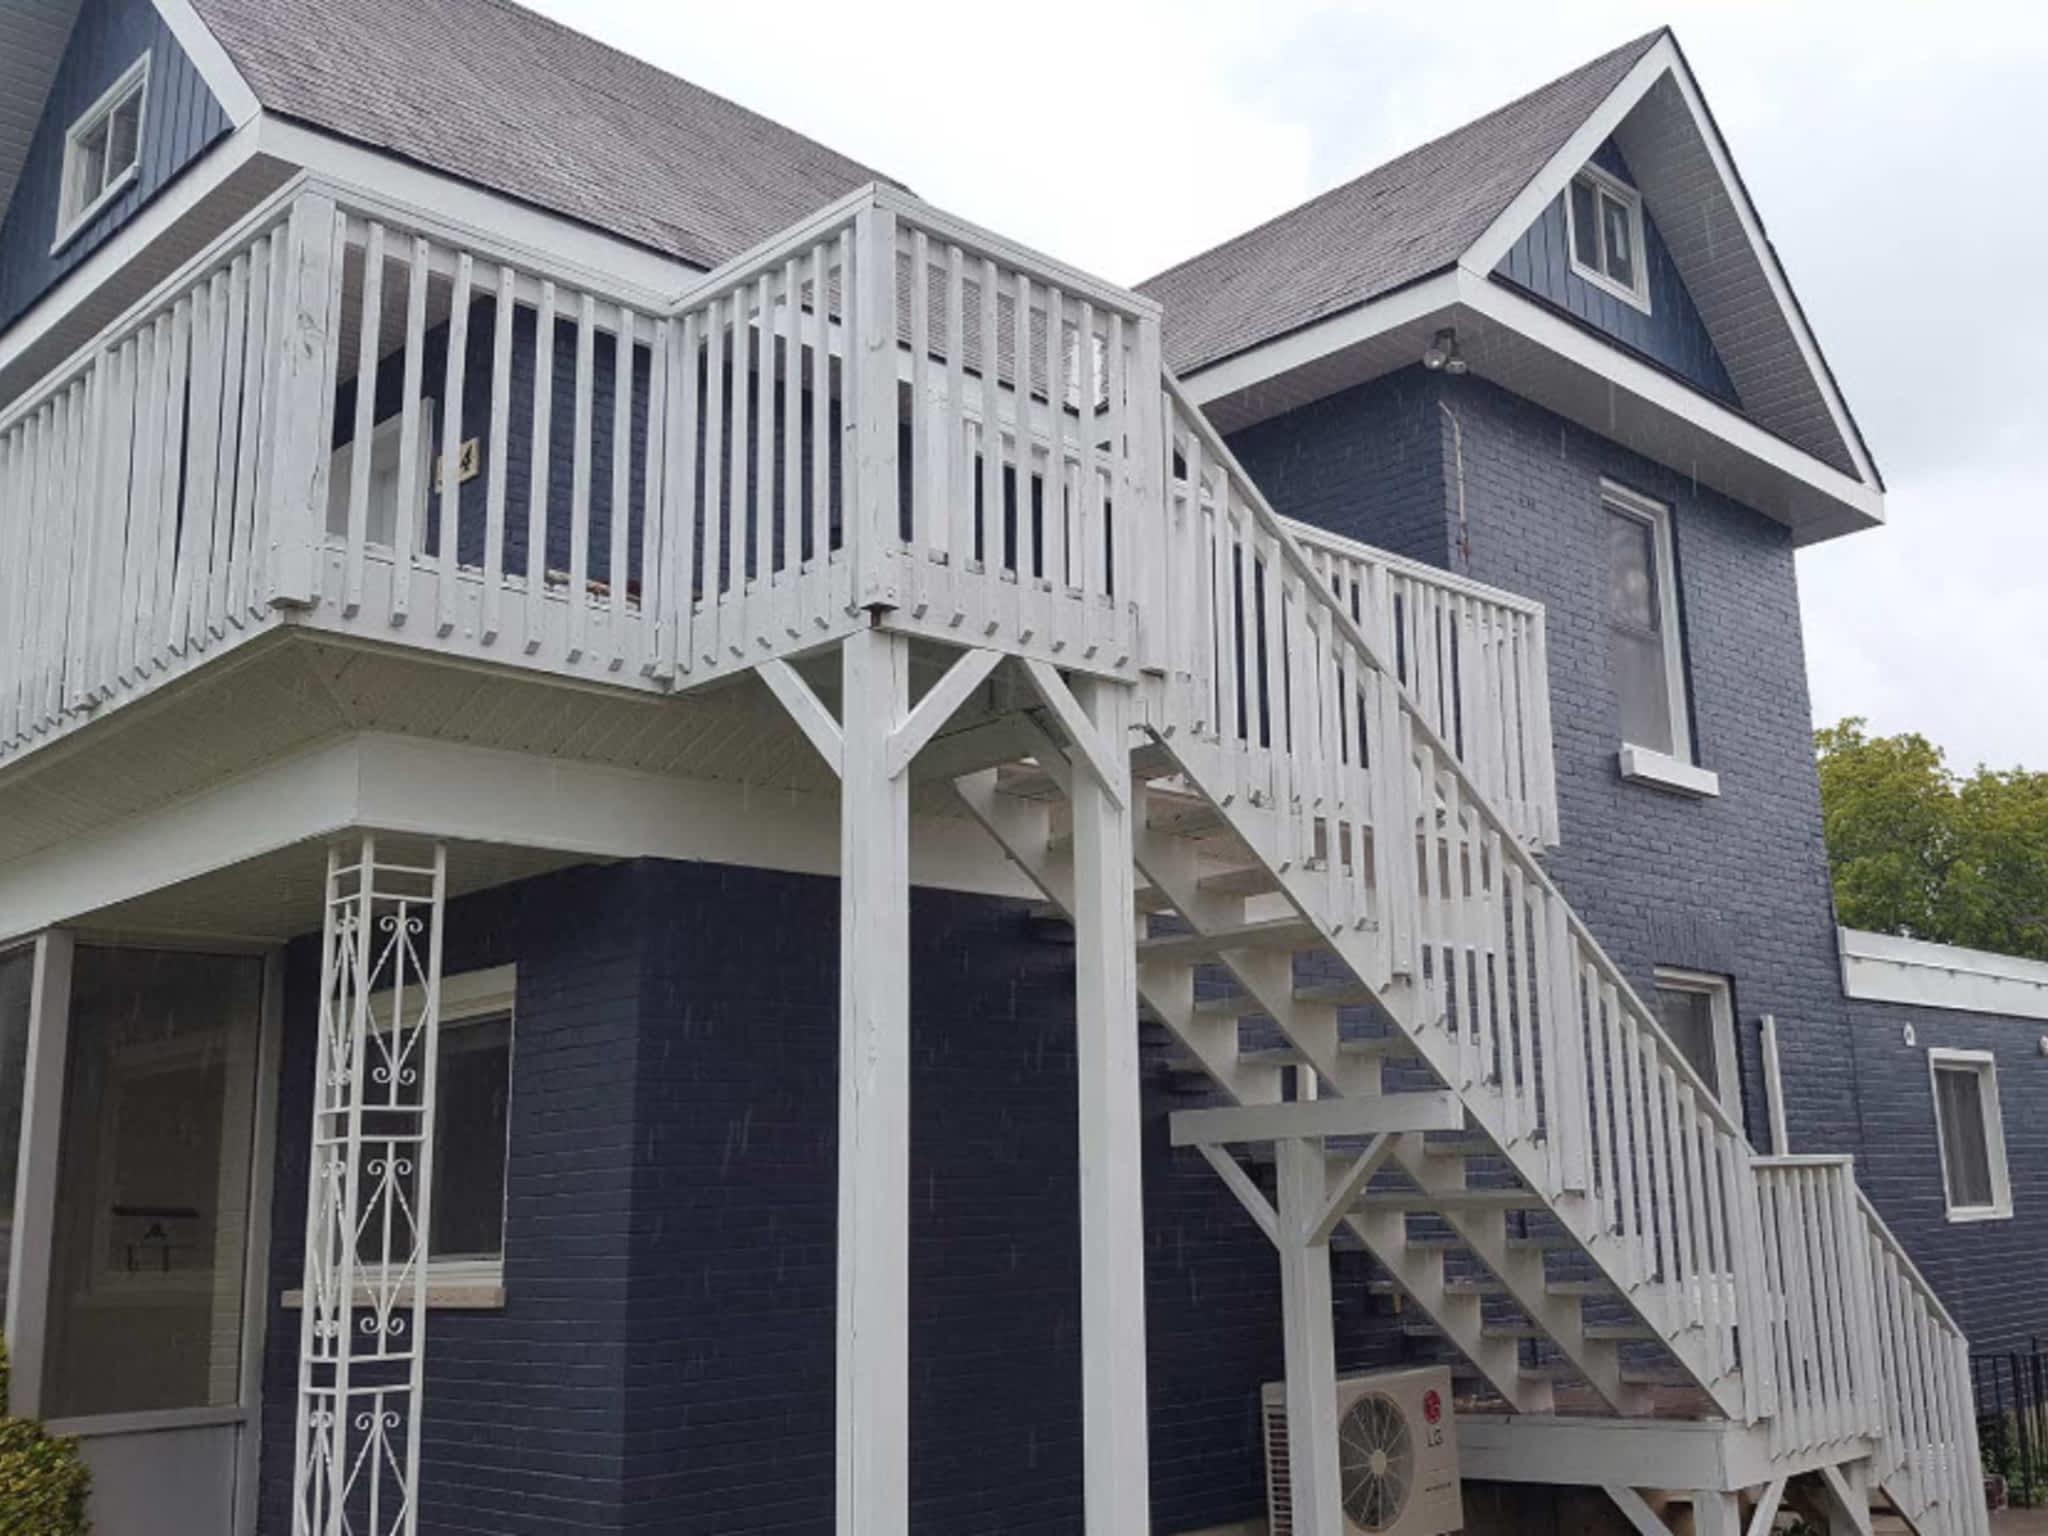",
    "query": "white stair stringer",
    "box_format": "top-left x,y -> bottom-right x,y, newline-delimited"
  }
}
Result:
955,766 -> 1539,1411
